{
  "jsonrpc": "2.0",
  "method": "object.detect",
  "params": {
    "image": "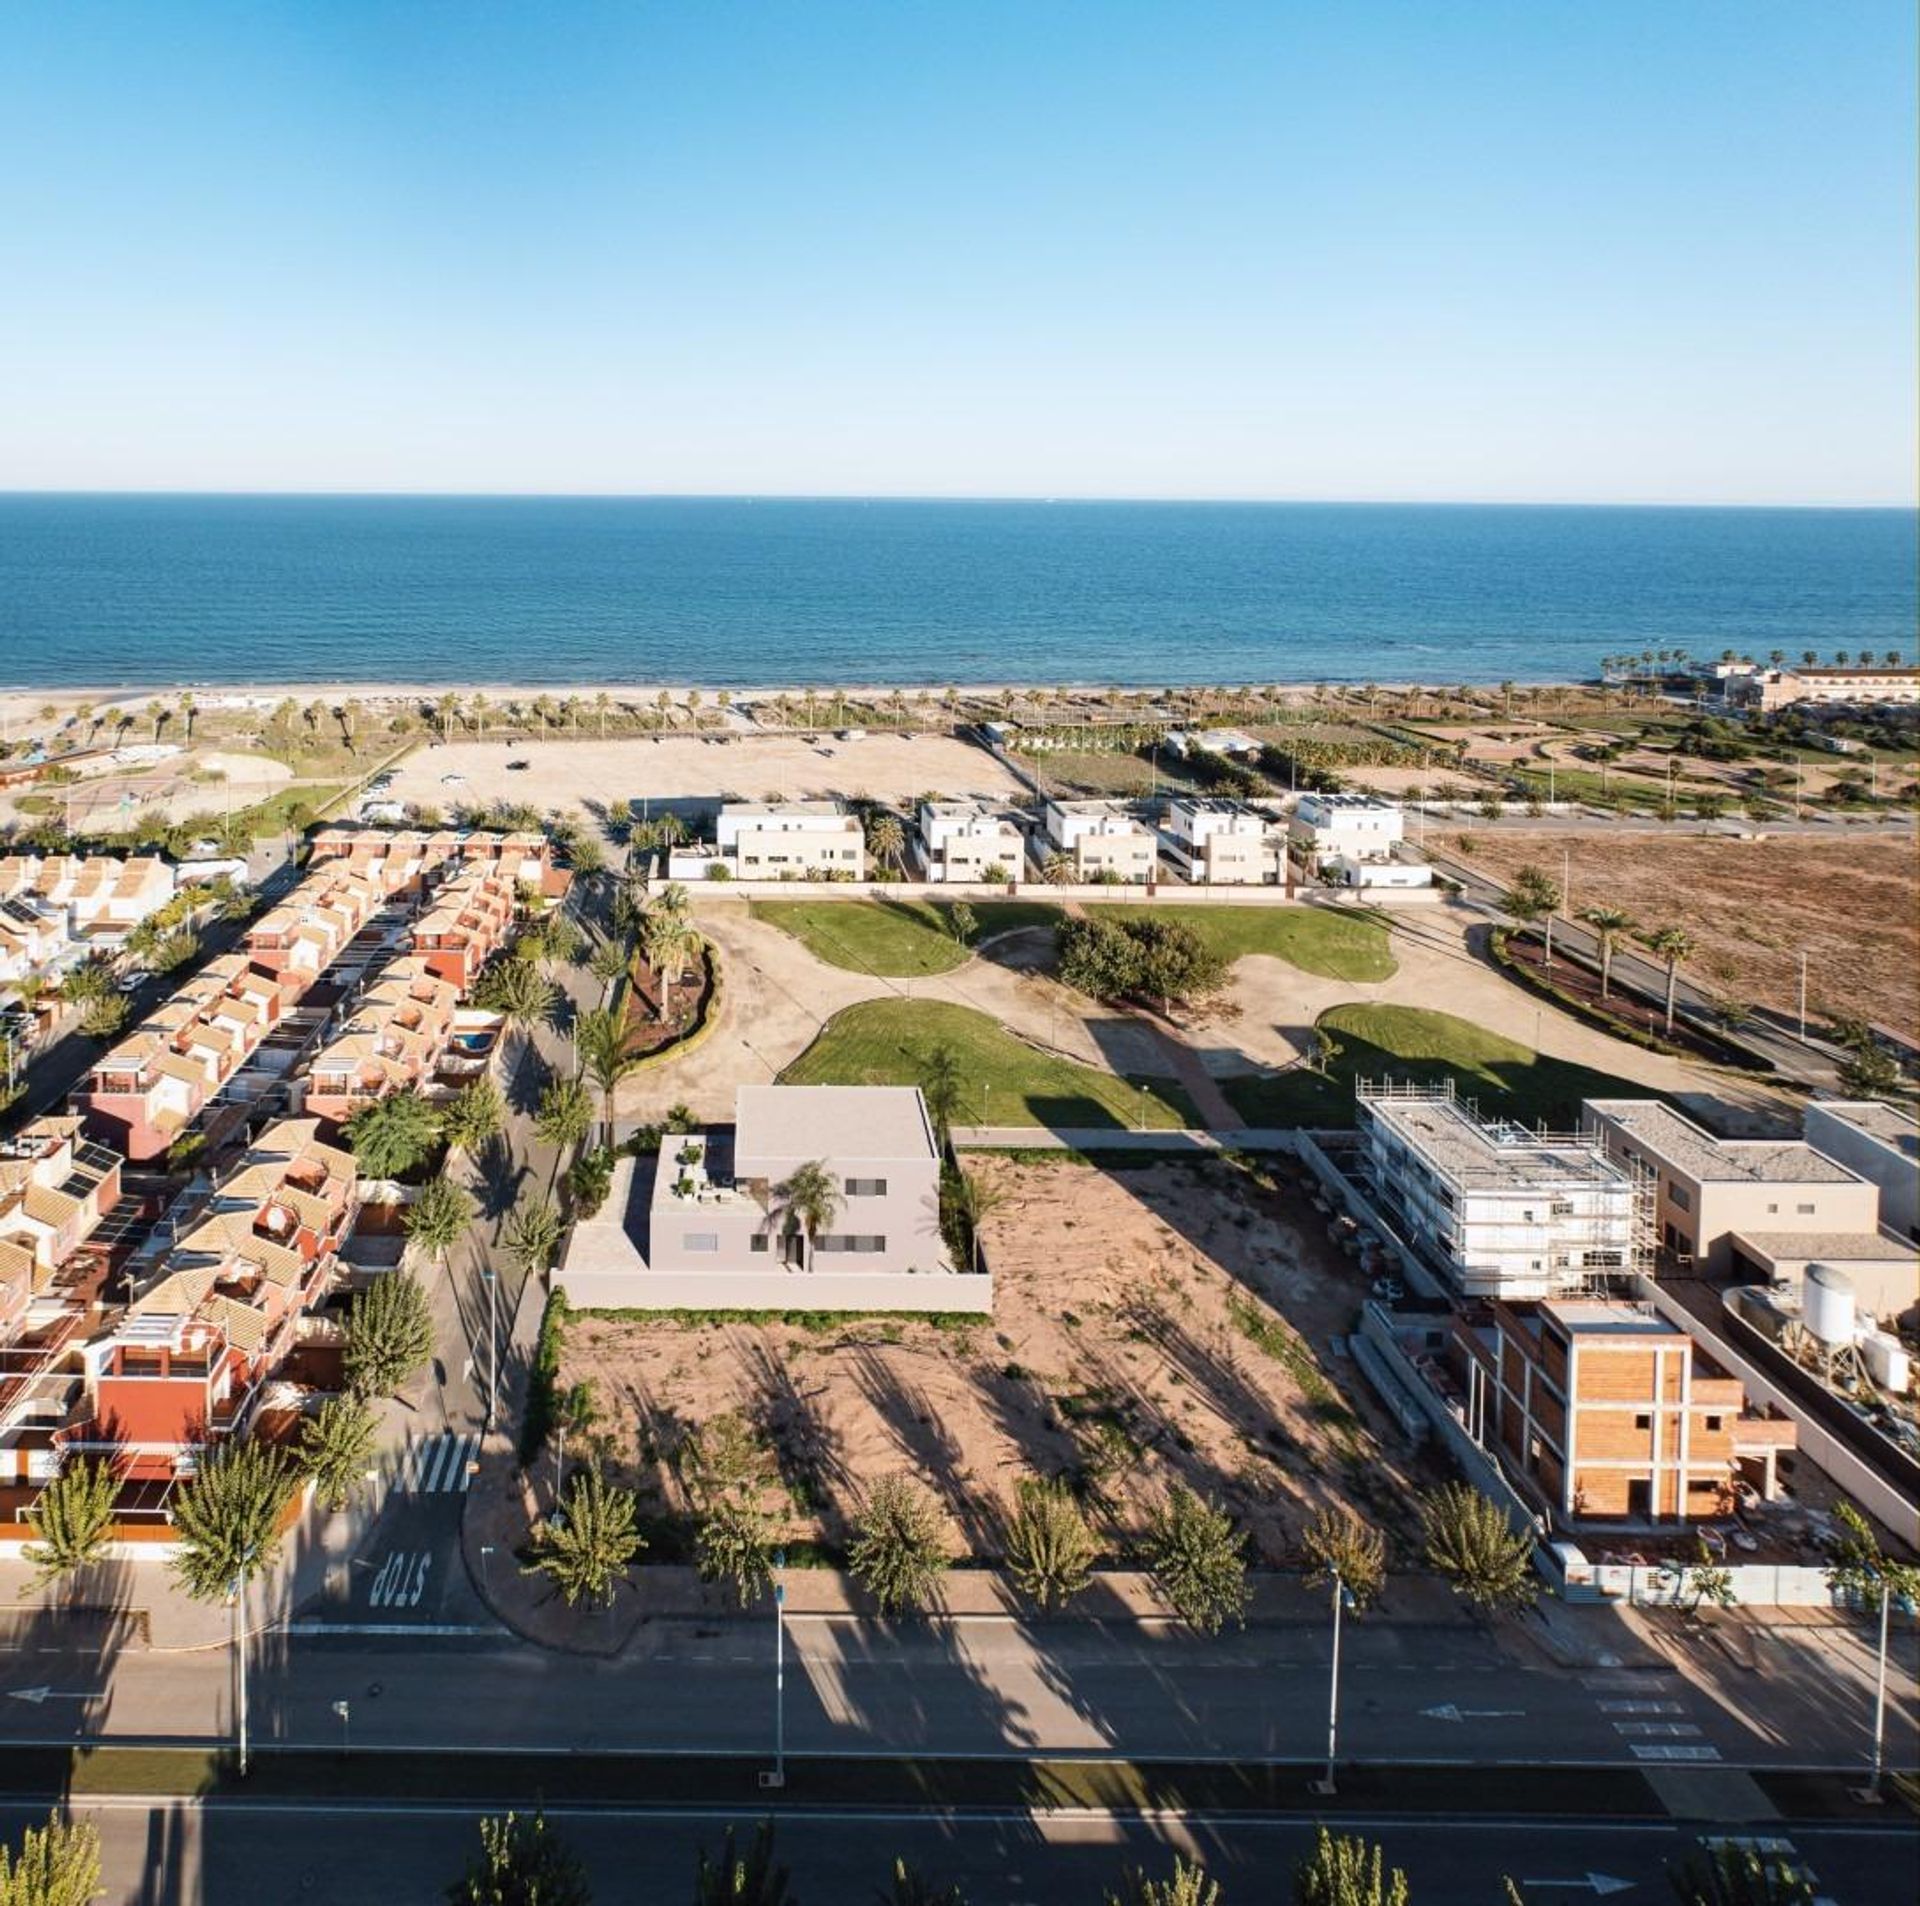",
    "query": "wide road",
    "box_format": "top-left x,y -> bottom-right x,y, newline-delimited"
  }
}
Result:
3,1796 -> 1908,1906
0,1613 -> 1910,1776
